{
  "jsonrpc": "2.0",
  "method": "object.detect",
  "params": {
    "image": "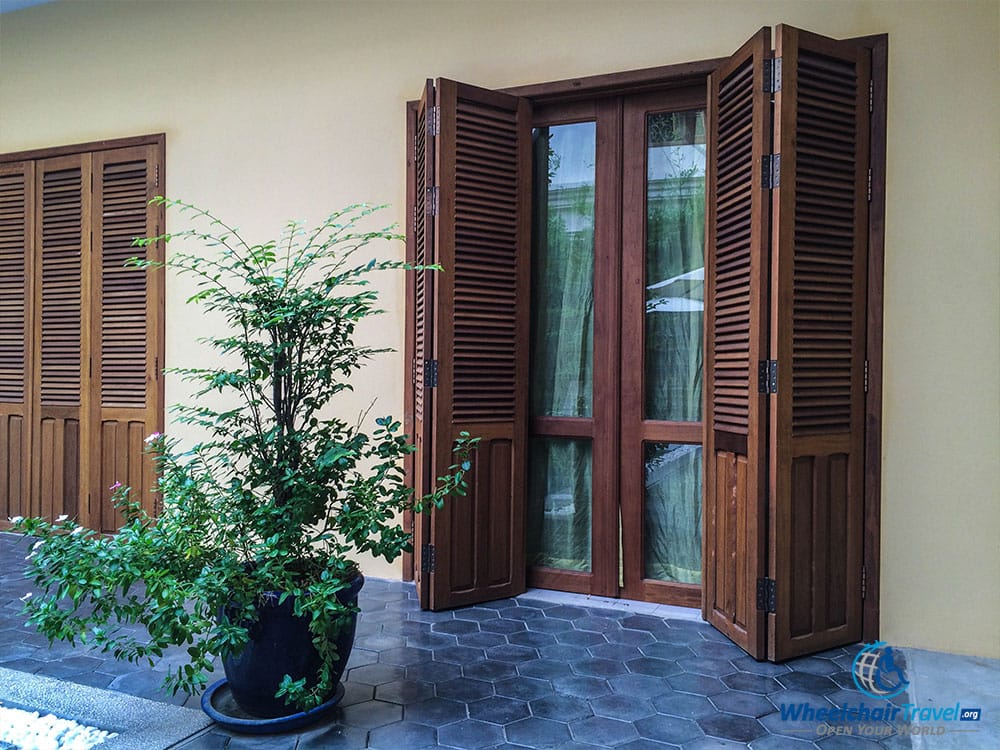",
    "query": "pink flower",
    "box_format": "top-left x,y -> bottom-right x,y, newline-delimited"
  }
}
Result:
109,481 -> 122,492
